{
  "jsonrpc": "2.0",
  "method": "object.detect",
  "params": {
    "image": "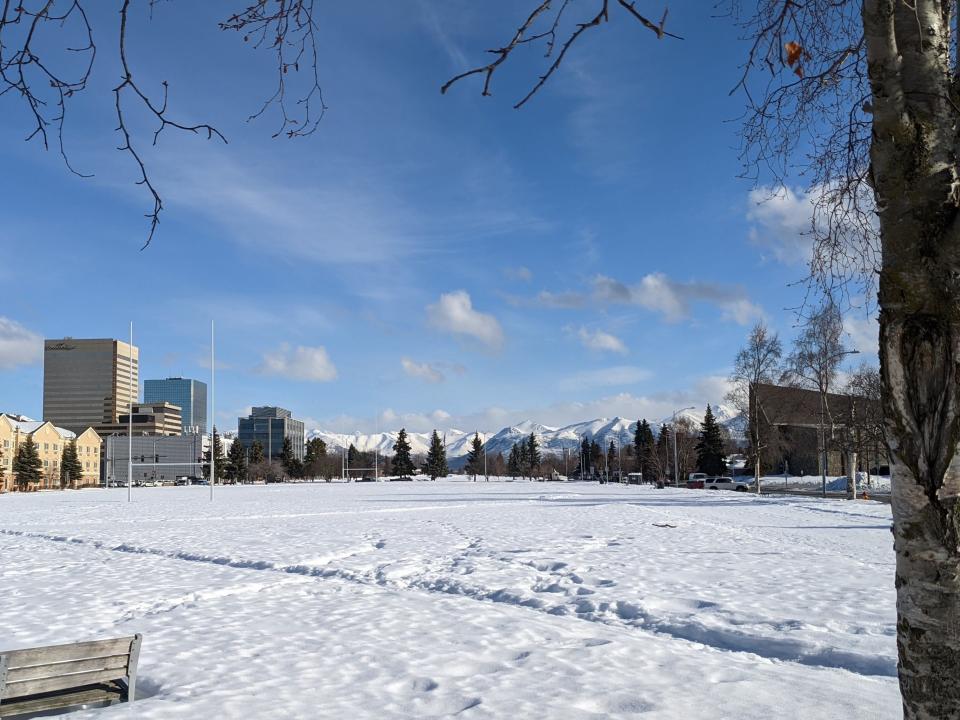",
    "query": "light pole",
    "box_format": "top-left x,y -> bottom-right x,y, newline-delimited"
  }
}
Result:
672,406 -> 695,487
